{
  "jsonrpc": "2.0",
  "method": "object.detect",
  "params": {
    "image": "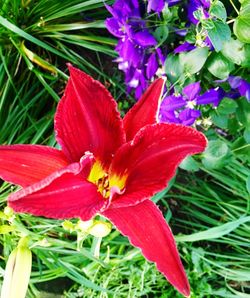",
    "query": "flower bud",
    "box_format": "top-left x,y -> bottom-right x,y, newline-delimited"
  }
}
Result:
1,237 -> 32,298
